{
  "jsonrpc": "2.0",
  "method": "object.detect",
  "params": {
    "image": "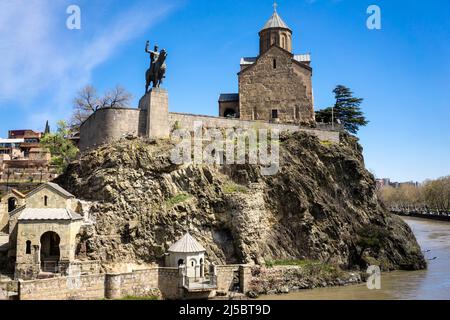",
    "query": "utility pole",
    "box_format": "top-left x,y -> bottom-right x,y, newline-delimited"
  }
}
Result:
332,106 -> 335,130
